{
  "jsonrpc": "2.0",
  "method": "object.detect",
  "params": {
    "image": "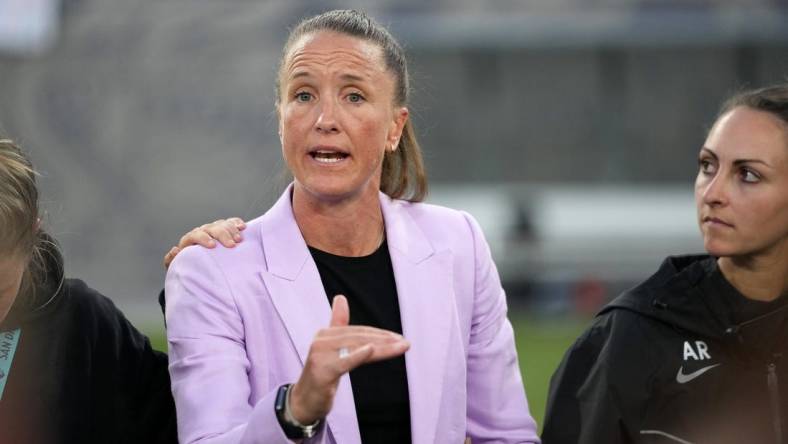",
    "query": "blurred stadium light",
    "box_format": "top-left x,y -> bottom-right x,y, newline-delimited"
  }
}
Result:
0,0 -> 61,56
